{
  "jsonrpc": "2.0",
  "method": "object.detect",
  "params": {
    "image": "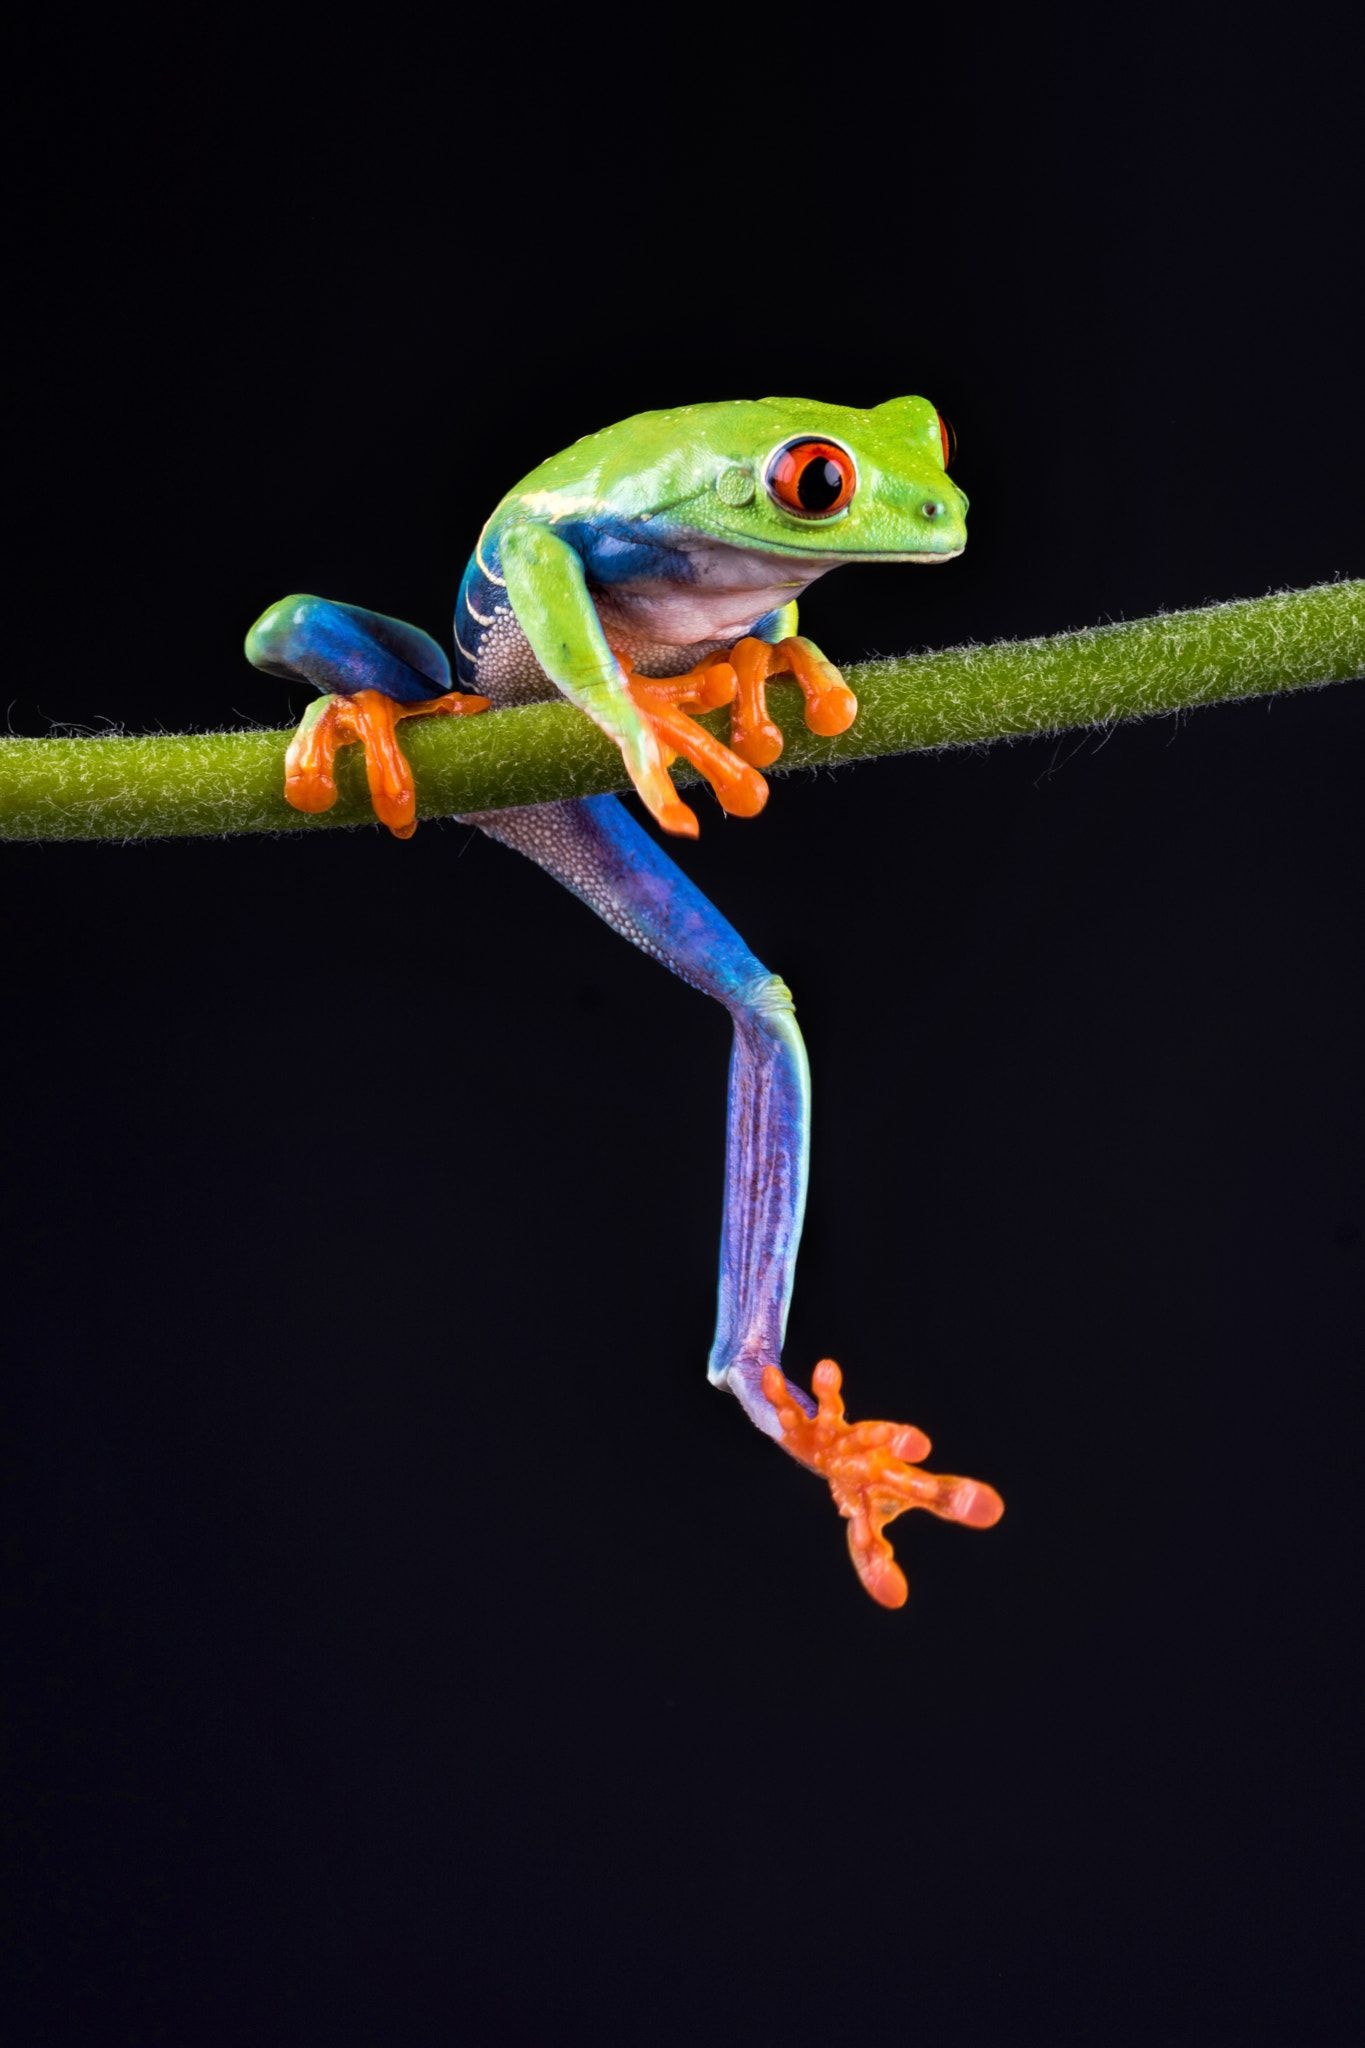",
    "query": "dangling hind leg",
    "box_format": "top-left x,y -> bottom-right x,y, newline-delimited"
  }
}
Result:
466,792 -> 1003,1606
